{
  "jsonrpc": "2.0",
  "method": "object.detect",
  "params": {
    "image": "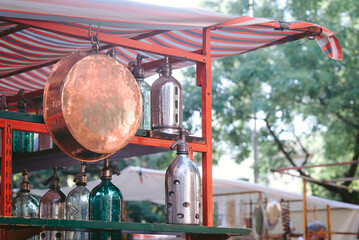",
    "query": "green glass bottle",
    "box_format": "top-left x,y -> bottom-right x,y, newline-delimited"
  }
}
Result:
13,89 -> 34,153
129,54 -> 151,130
89,158 -> 123,240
